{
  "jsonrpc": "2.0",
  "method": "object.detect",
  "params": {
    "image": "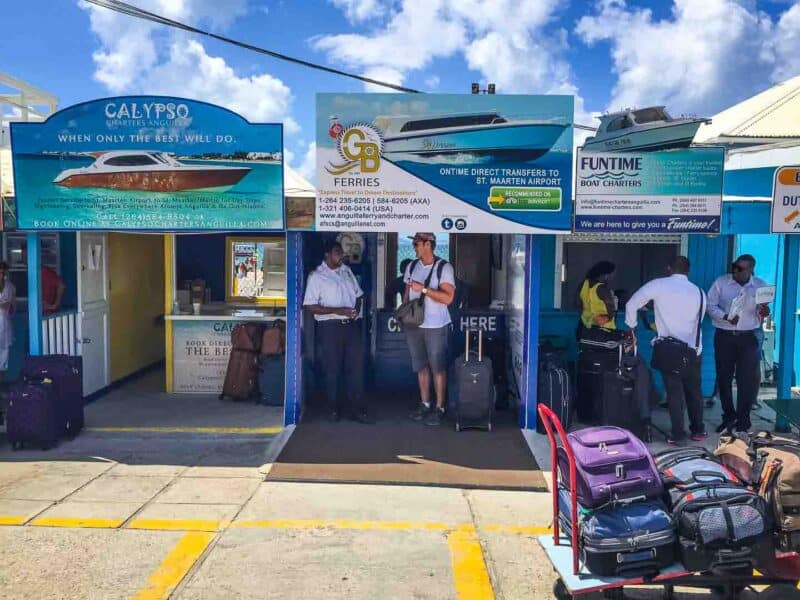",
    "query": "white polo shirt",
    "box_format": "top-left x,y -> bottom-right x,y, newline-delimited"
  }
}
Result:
303,262 -> 363,322
404,258 -> 456,329
625,274 -> 706,355
707,274 -> 767,331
